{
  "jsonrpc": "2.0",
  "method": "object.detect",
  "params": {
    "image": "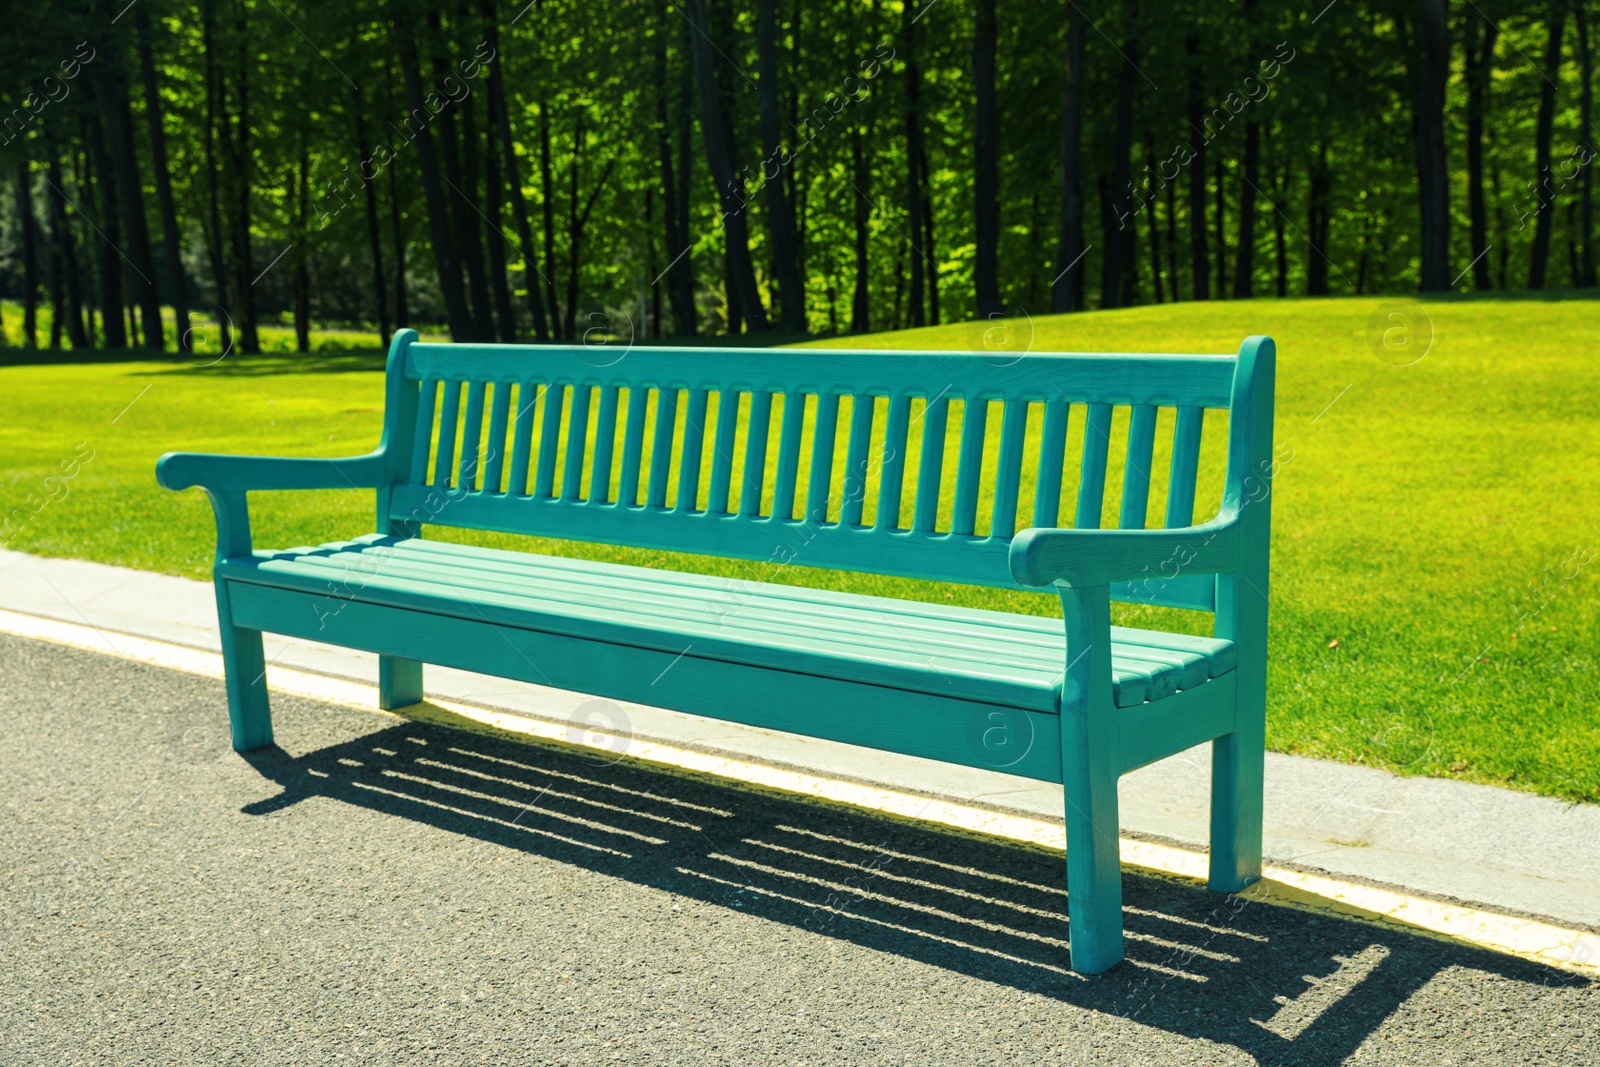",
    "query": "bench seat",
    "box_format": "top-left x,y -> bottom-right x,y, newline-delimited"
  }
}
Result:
219,534 -> 1236,715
